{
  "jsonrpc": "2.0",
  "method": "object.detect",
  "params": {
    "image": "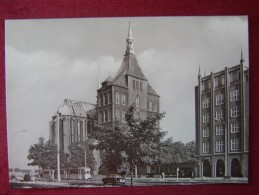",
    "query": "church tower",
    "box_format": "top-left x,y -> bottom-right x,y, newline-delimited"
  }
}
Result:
97,23 -> 160,128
